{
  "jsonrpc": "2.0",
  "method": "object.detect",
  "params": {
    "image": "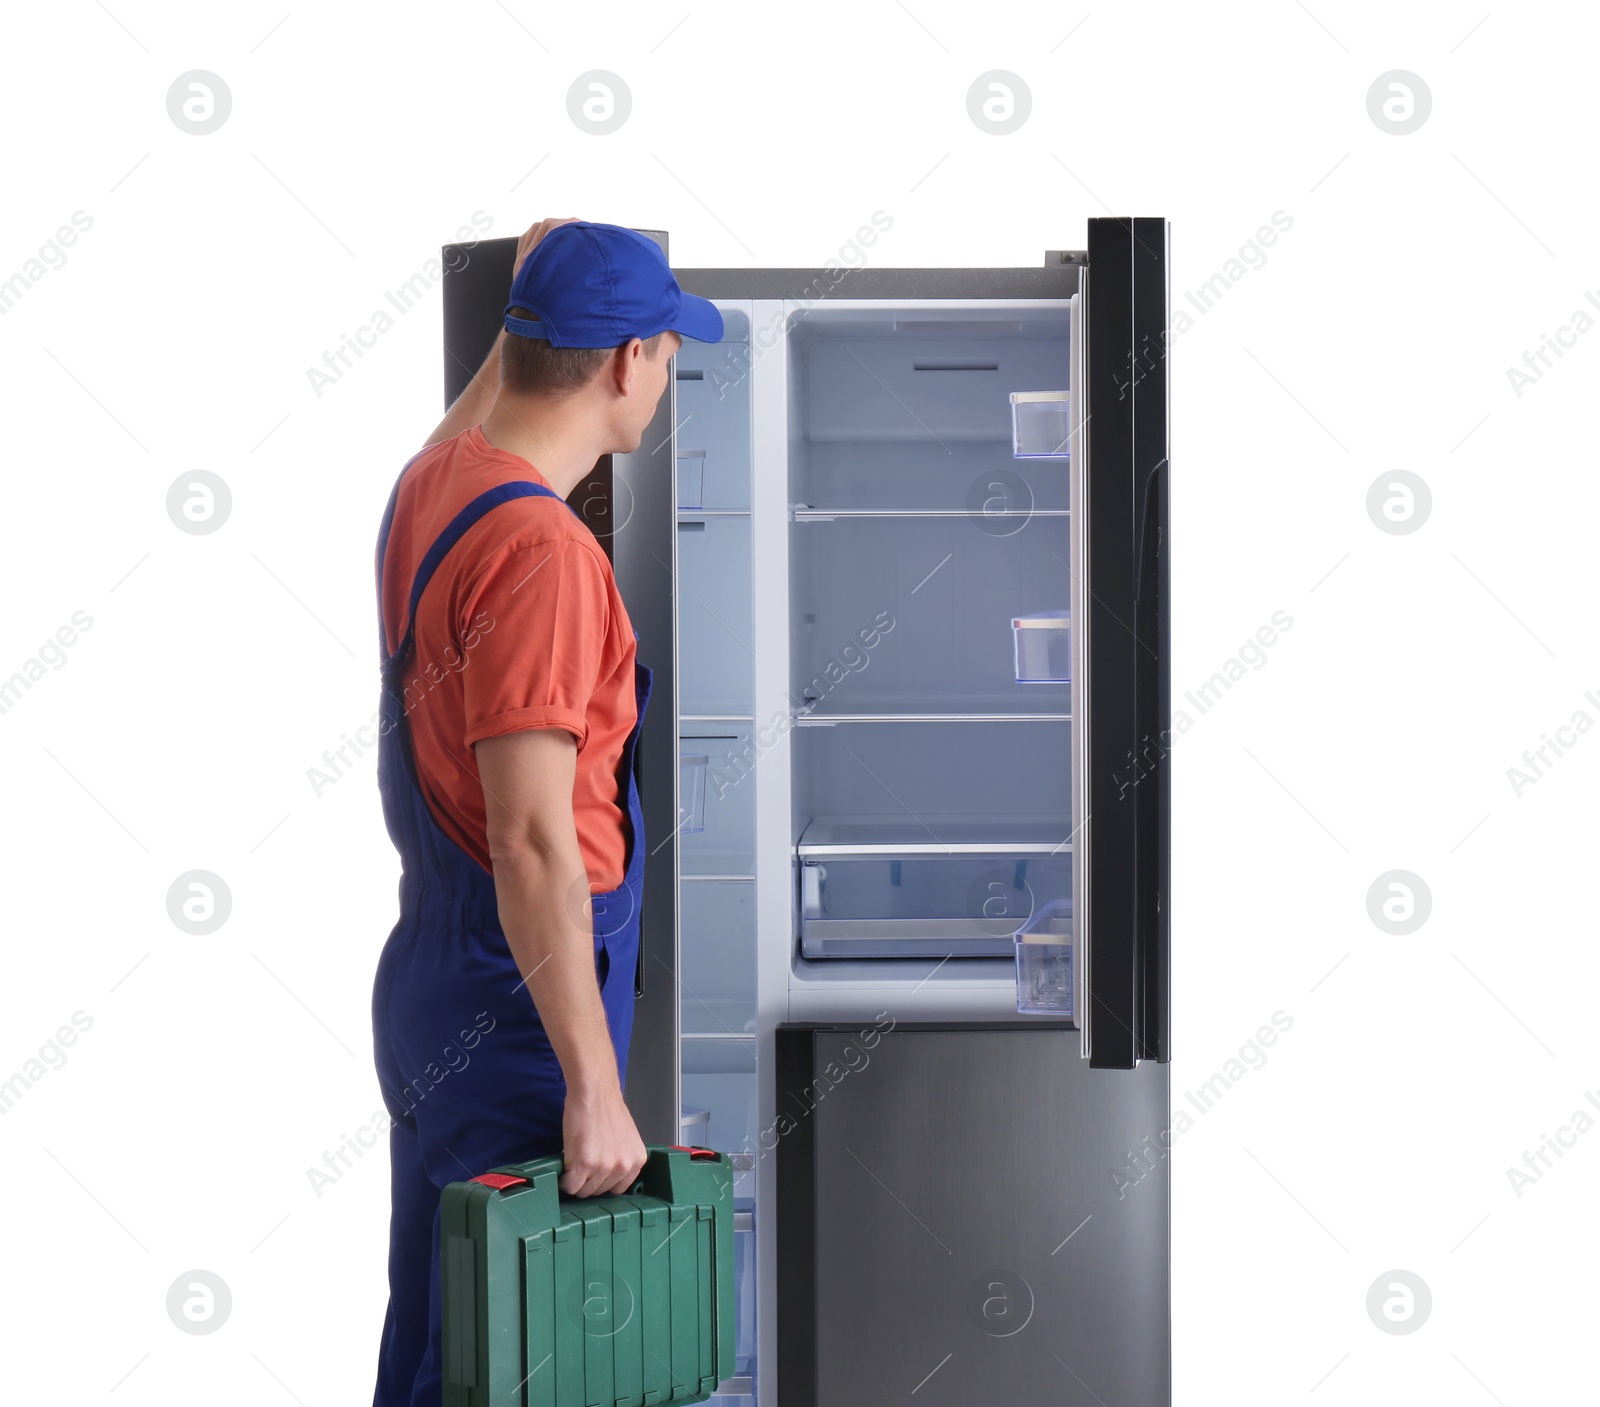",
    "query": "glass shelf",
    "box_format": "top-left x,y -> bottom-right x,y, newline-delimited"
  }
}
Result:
793,508 -> 1068,520
791,710 -> 1070,725
797,813 -> 1073,856
799,847 -> 1070,959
